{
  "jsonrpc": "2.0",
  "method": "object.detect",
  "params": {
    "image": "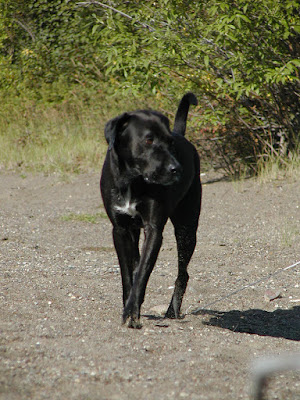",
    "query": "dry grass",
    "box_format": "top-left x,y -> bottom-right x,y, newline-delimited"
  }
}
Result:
1,87 -> 299,181
0,94 -> 108,173
0,86 -> 163,174
257,151 -> 300,184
